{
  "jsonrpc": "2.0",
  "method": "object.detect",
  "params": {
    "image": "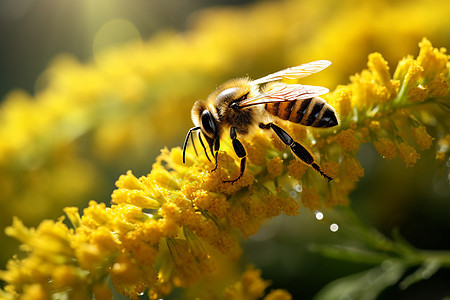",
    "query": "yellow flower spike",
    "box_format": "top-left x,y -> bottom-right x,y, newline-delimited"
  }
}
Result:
81,201 -> 111,227
240,266 -> 271,299
399,61 -> 424,103
52,265 -> 81,291
263,289 -> 293,300
4,217 -> 34,246
240,218 -> 263,239
242,140 -> 267,166
300,187 -> 321,211
11,219 -> 74,262
417,38 -> 449,82
275,187 -> 300,216
93,283 -> 113,300
394,55 -> 414,82
325,183 -> 349,207
241,192 -> 266,220
436,134 -> 450,162
428,73 -> 450,98
228,199 -> 249,228
342,153 -> 365,182
397,142 -> 421,167
167,237 -> 213,288
150,163 -> 180,191
110,253 -> 149,299
321,160 -> 340,180
261,193 -> 283,219
411,125 -> 434,150
335,129 -> 360,152
21,284 -> 47,300
121,230 -> 159,266
267,157 -> 284,179
111,189 -> 161,209
115,170 -> 146,191
373,137 -> 398,160
287,159 -> 309,179
159,202 -> 182,224
368,53 -> 391,86
368,52 -> 399,101
203,191 -> 230,219
63,207 -> 82,229
223,265 -> 289,300
407,84 -> 429,102
74,243 -> 104,272
332,86 -> 353,117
